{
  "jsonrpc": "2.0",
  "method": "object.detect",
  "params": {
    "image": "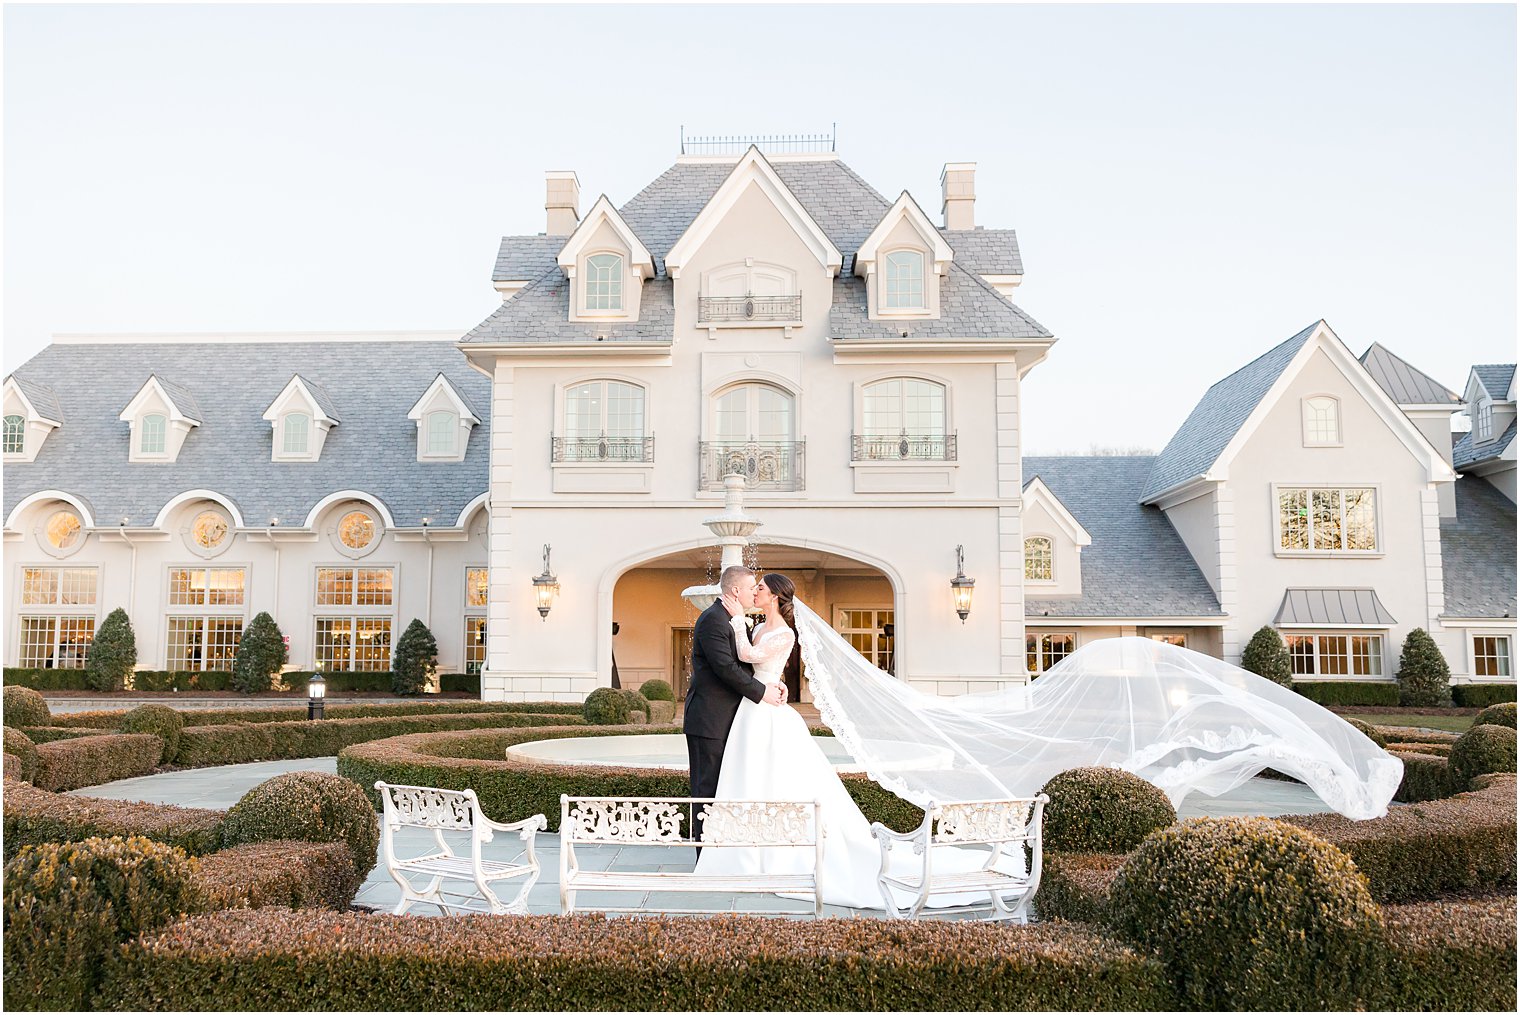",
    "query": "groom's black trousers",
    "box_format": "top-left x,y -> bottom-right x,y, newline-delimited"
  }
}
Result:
687,734 -> 726,856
